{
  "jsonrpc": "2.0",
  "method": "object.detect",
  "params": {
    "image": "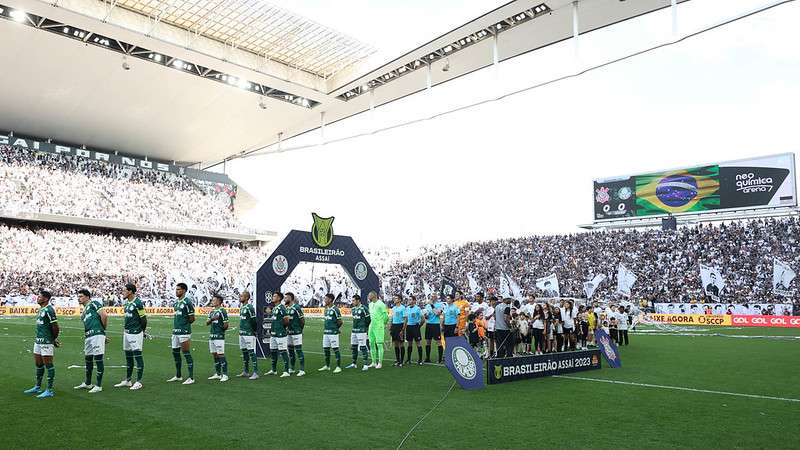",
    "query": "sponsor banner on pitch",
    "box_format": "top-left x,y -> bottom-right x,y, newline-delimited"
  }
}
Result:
731,315 -> 800,328
487,349 -> 601,385
0,306 -> 81,316
648,314 -> 732,326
